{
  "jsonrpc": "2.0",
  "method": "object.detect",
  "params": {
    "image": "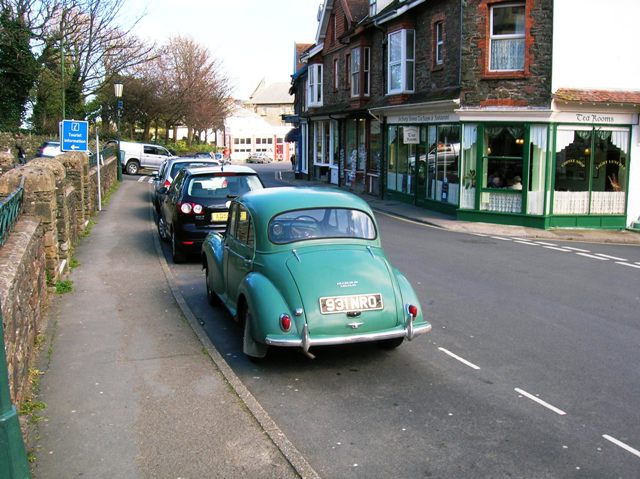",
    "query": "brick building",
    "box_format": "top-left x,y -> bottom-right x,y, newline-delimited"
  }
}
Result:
291,0 -> 640,229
